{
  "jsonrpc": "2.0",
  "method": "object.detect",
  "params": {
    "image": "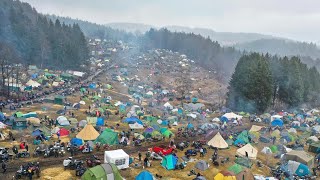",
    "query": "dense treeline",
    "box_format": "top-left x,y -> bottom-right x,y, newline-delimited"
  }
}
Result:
0,0 -> 88,69
227,53 -> 320,112
140,28 -> 241,77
